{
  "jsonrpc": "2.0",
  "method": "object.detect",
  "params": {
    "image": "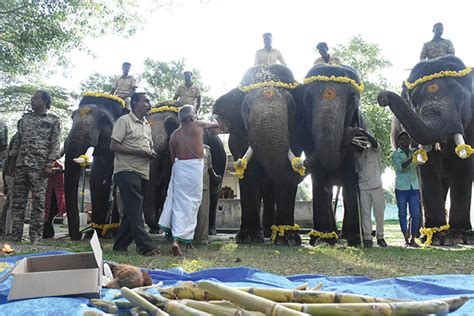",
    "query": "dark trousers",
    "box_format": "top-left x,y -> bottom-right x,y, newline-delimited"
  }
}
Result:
113,171 -> 155,254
